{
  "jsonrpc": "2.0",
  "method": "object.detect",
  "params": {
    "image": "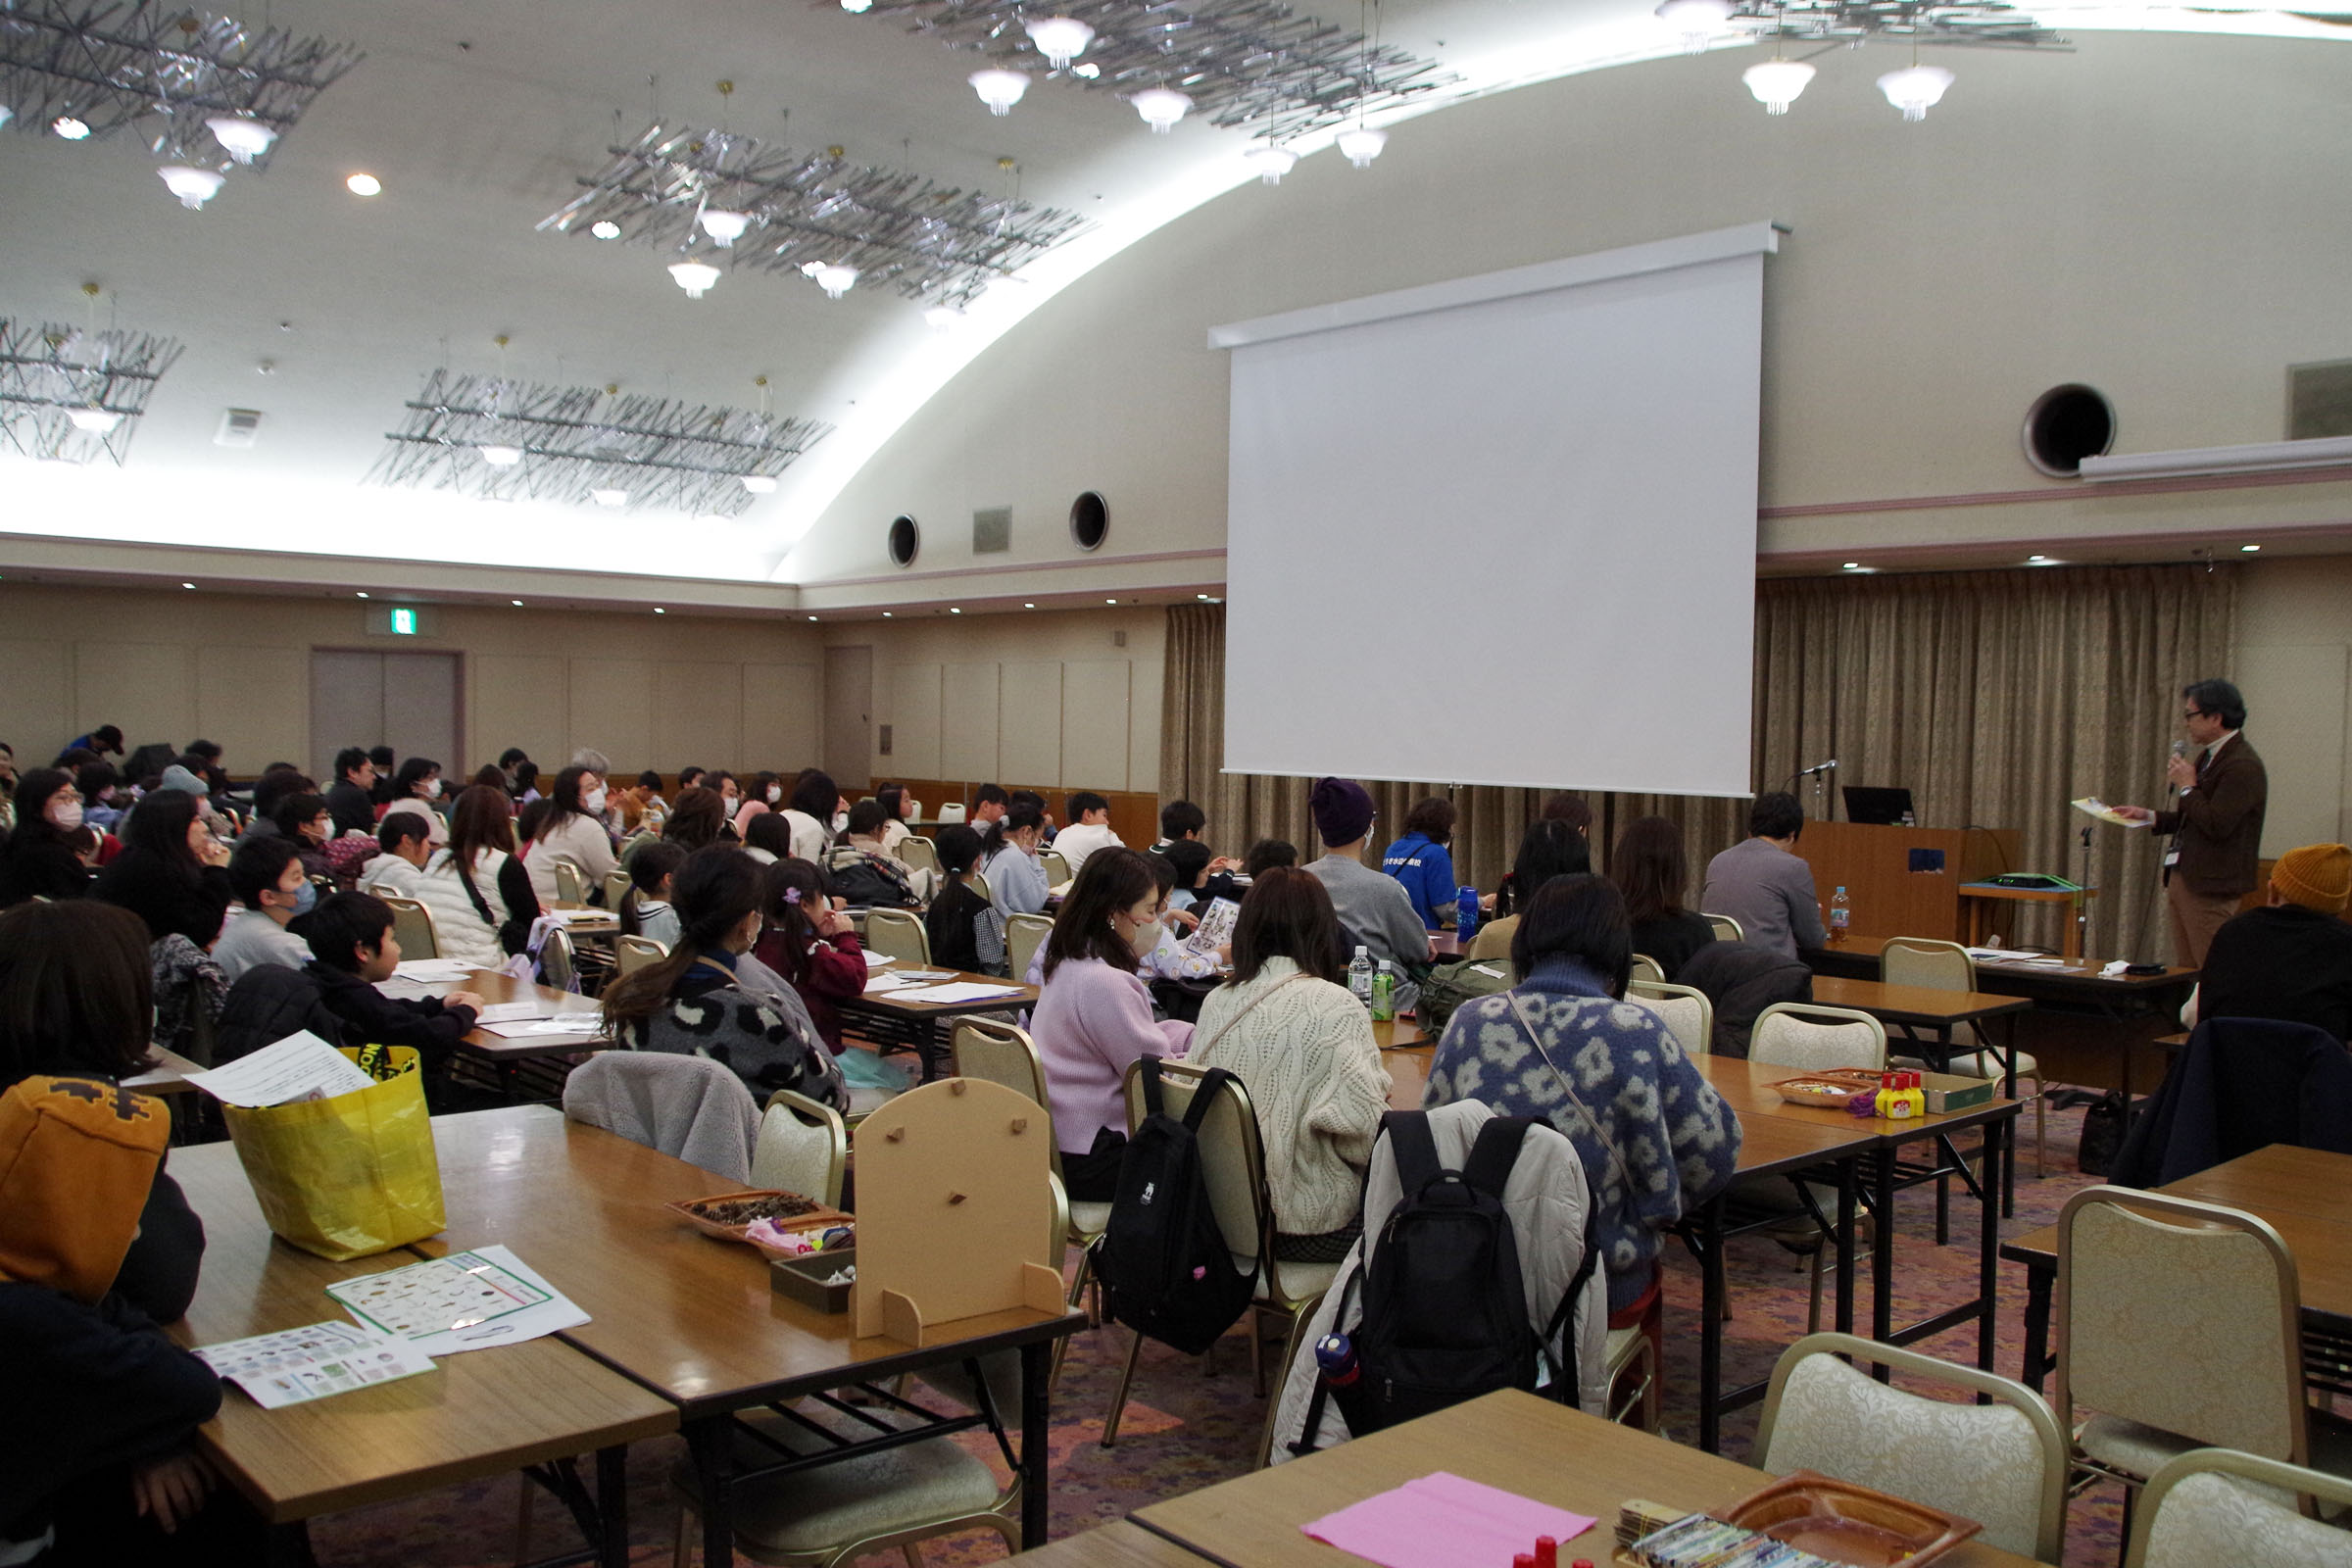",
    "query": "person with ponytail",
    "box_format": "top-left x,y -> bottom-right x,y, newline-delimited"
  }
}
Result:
617,839 -> 686,948
751,858 -> 867,1054
599,846 -> 848,1108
